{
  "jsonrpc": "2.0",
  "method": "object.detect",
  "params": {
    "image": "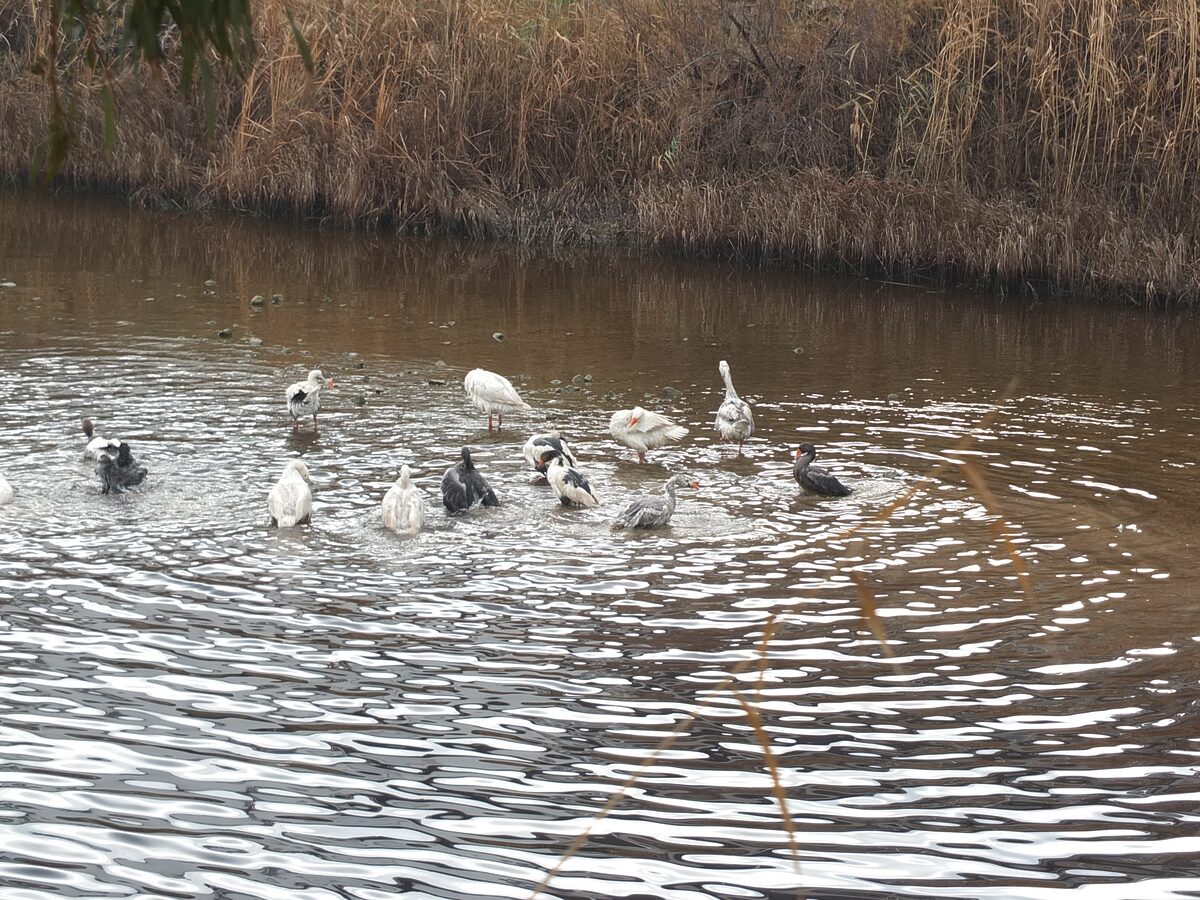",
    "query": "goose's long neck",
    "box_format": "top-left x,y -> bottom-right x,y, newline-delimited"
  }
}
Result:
794,452 -> 814,475
722,369 -> 738,399
663,480 -> 678,514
